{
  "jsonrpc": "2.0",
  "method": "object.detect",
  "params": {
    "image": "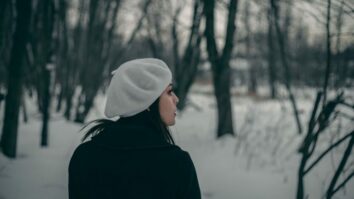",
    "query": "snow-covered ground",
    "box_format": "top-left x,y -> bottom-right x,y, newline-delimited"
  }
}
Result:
0,85 -> 353,199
